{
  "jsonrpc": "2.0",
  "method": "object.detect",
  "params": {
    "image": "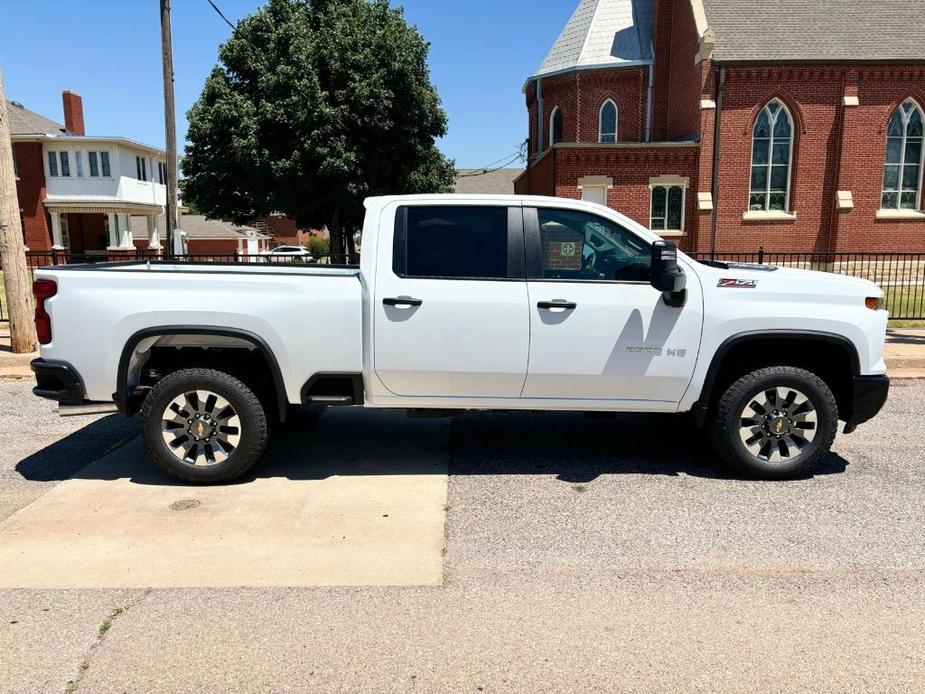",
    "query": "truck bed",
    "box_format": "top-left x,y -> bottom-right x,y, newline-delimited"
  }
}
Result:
34,261 -> 364,405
